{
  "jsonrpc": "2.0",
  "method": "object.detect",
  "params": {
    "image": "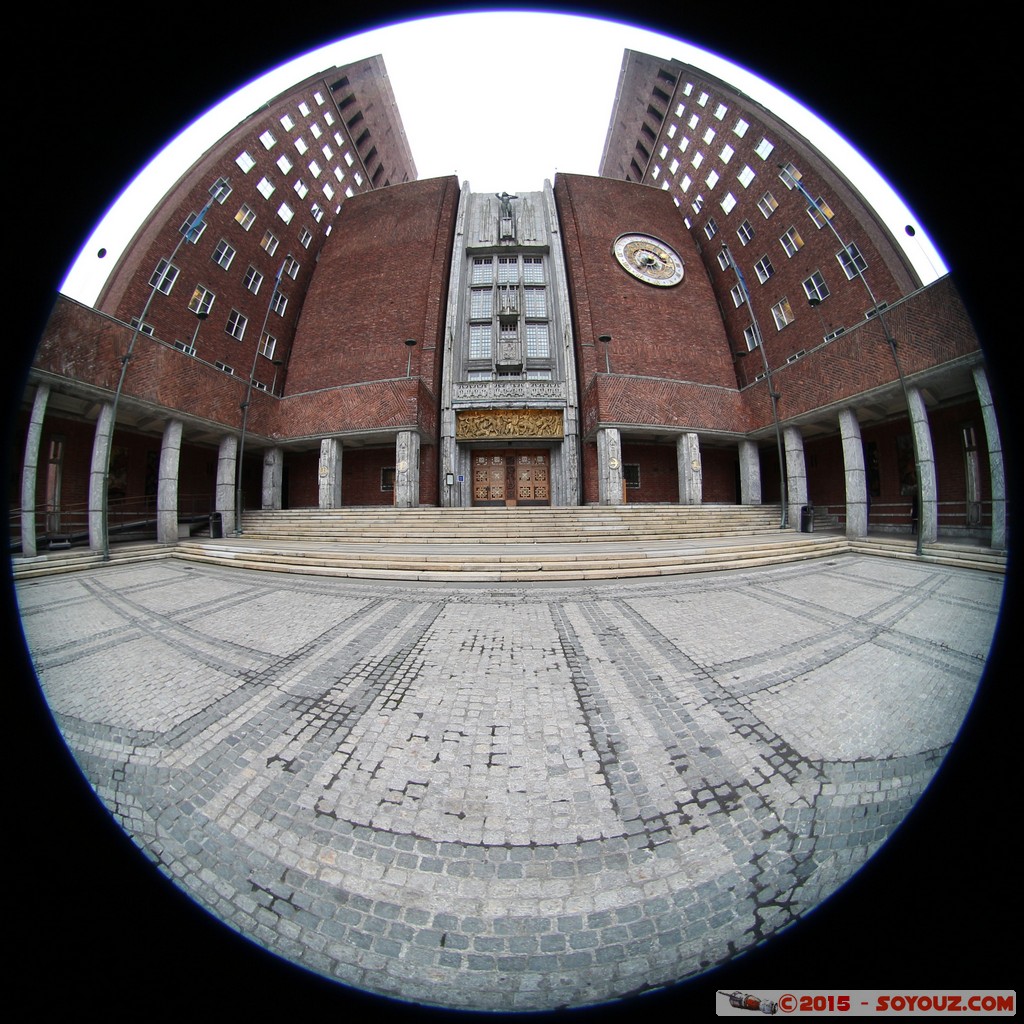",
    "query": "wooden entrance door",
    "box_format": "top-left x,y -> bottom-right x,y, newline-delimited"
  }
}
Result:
472,450 -> 550,506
